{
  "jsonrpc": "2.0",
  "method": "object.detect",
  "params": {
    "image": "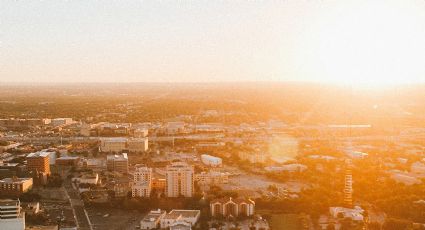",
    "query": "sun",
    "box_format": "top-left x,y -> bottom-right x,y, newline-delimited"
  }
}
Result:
294,0 -> 425,88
